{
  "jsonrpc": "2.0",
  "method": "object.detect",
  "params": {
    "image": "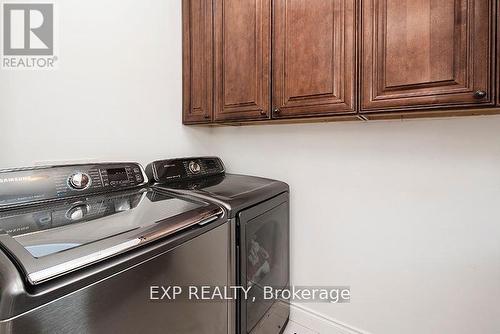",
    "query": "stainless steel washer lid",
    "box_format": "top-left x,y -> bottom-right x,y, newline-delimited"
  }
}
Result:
0,188 -> 223,285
